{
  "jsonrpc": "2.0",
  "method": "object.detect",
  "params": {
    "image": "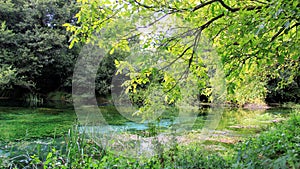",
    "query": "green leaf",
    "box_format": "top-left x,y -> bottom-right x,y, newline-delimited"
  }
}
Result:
278,55 -> 284,64
292,55 -> 299,61
109,48 -> 115,54
293,1 -> 299,8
